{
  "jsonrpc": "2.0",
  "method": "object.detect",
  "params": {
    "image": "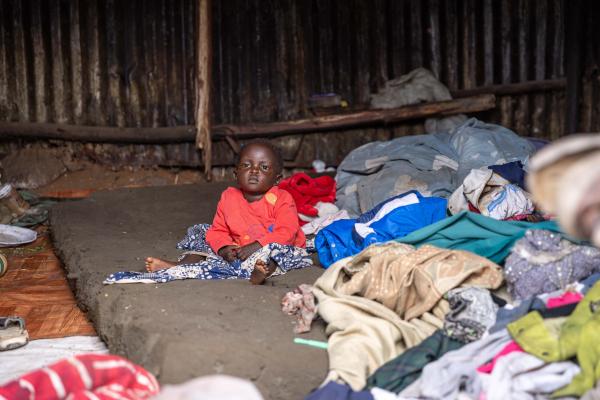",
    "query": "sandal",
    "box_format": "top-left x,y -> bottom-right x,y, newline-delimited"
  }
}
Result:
0,316 -> 29,351
0,253 -> 7,277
